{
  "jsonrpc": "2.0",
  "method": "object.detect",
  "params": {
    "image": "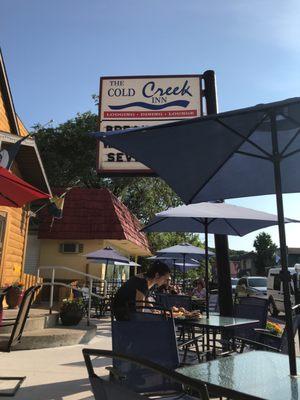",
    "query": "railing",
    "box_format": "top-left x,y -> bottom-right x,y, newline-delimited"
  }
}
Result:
37,266 -> 108,326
